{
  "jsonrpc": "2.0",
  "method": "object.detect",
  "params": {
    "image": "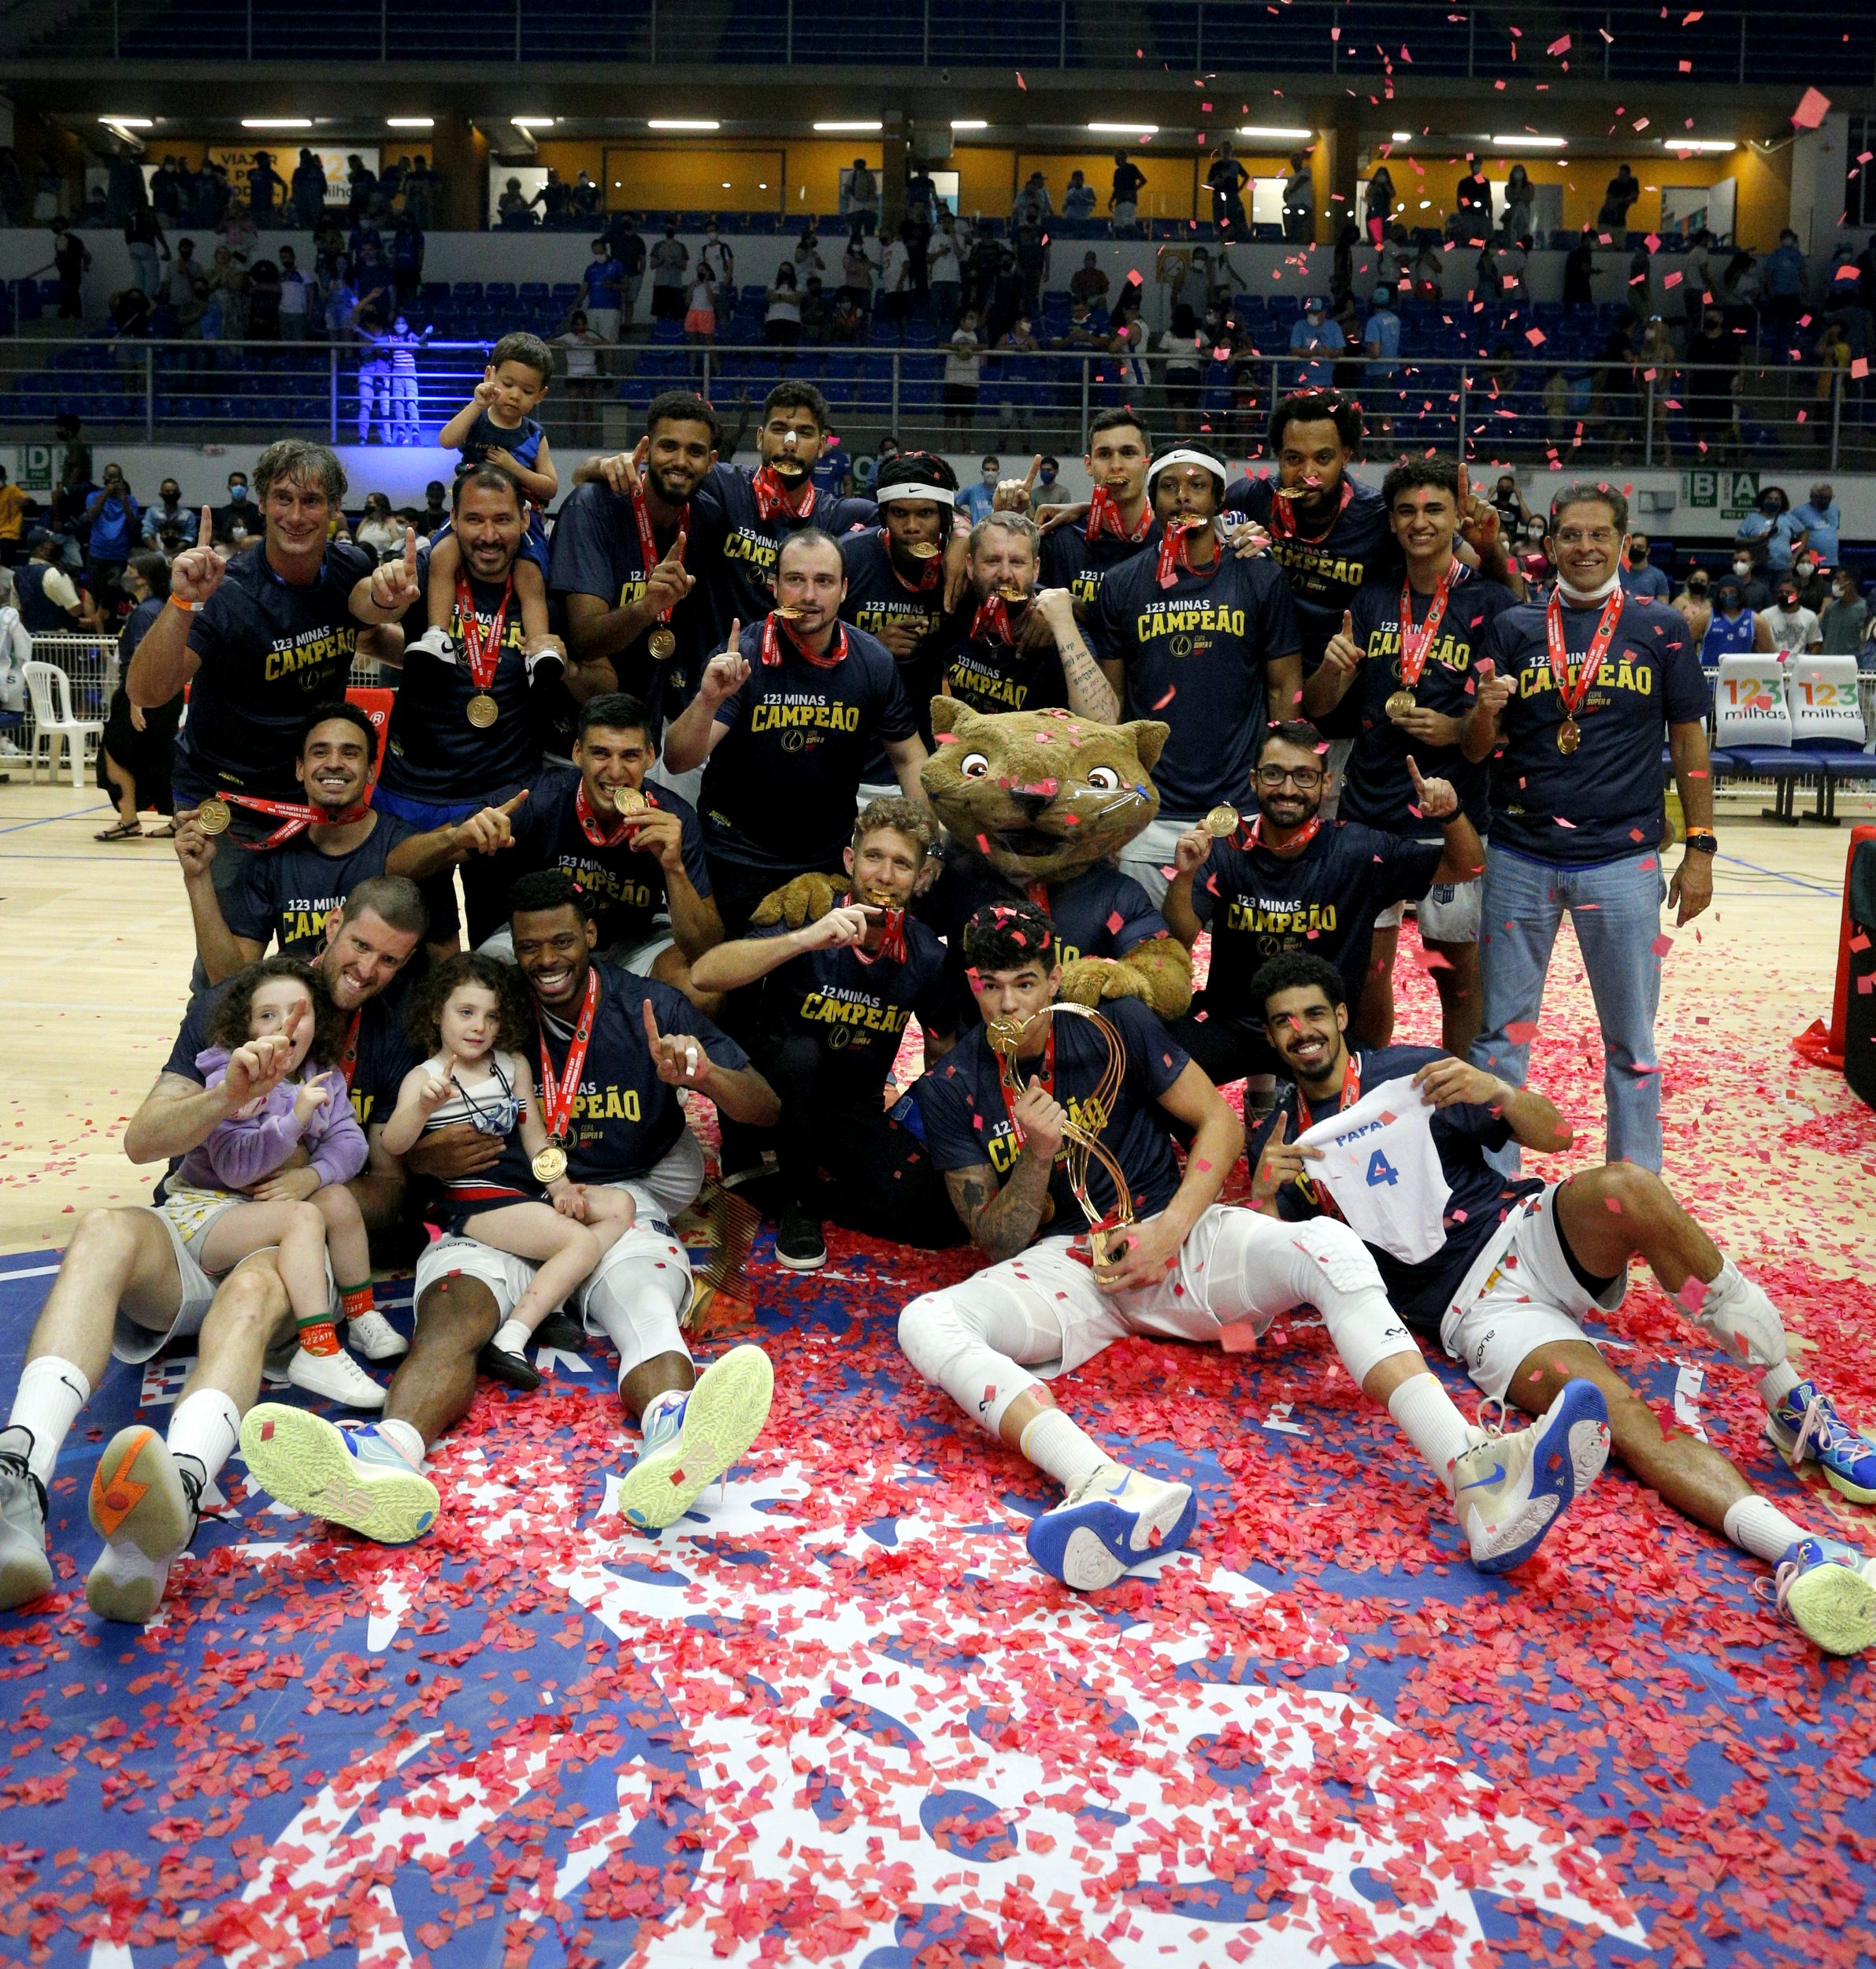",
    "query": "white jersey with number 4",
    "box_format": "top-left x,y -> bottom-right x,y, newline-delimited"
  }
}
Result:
1295,1077 -> 1451,1263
